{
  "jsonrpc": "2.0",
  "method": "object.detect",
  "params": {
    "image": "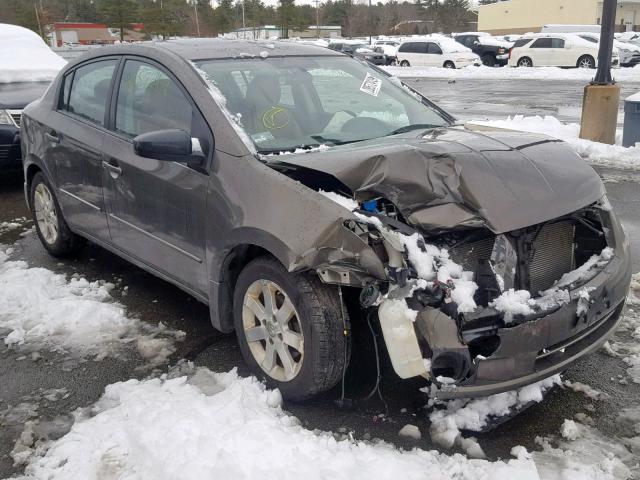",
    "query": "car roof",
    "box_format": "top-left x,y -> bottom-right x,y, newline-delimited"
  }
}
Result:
82,38 -> 342,61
